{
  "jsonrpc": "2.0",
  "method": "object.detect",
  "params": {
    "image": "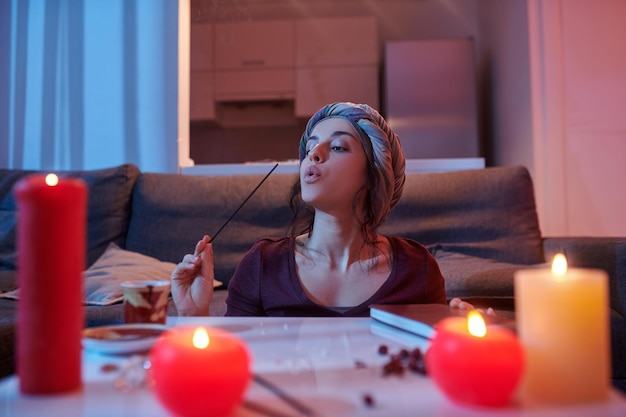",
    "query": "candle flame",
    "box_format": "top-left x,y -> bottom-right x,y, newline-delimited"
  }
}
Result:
45,174 -> 59,187
467,311 -> 487,338
551,253 -> 568,280
192,327 -> 210,349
